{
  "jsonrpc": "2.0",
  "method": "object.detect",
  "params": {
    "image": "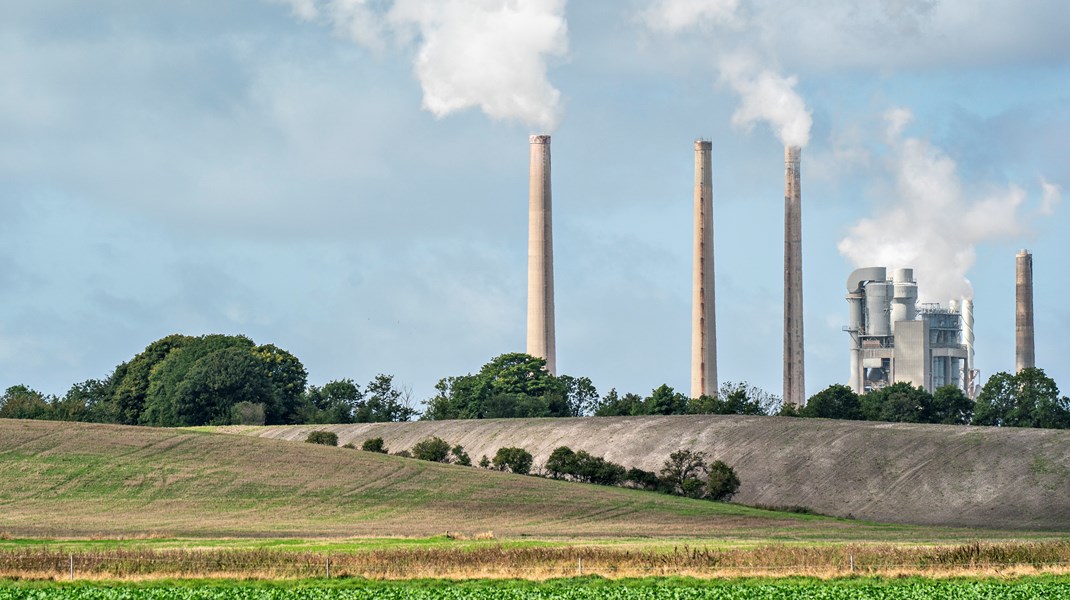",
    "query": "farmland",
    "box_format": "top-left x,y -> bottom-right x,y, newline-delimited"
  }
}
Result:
2,578 -> 1070,599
